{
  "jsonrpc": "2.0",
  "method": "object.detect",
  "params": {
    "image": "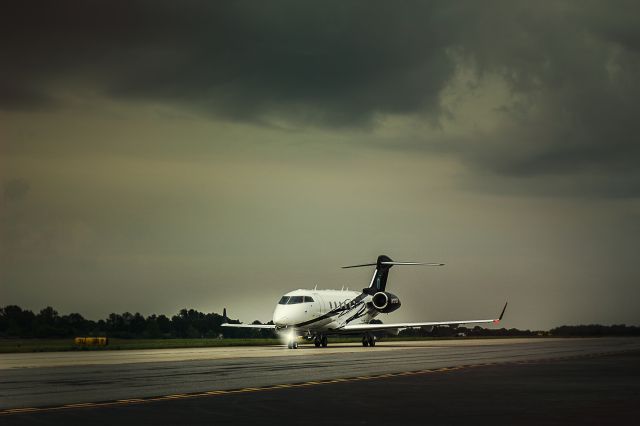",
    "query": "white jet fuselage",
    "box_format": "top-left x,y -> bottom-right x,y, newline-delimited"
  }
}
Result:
272,289 -> 378,333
